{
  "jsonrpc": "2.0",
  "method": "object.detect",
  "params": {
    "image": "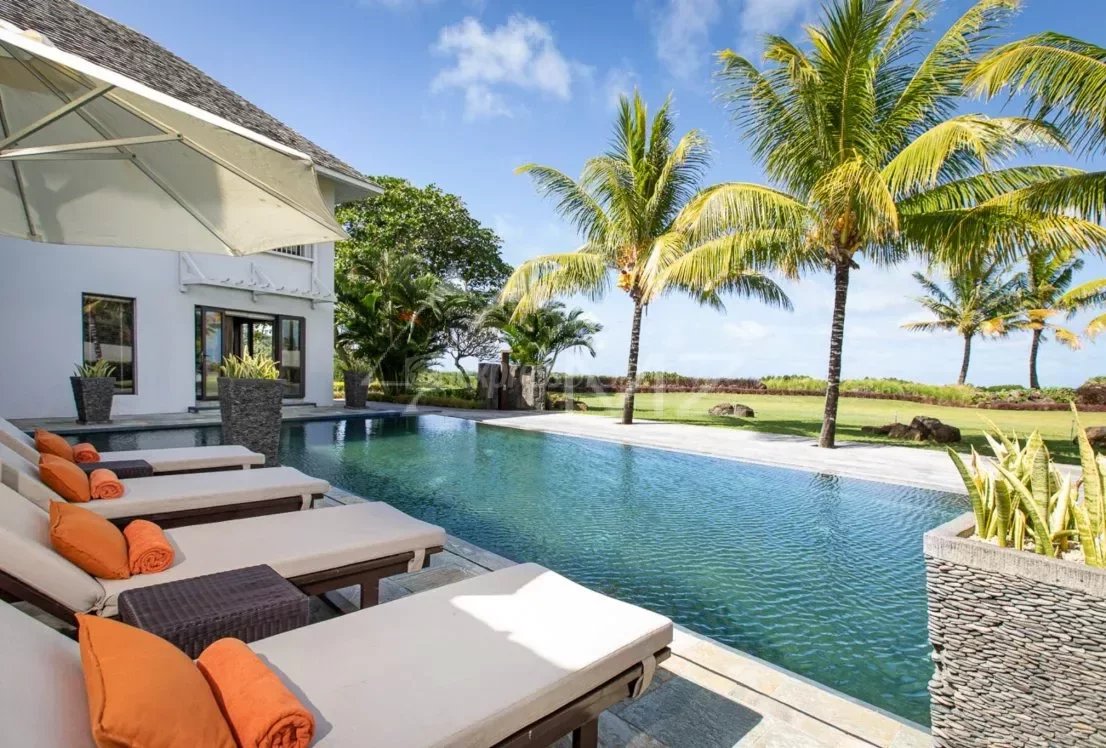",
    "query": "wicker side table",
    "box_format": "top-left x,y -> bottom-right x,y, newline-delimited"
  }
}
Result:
77,459 -> 154,479
117,565 -> 309,657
